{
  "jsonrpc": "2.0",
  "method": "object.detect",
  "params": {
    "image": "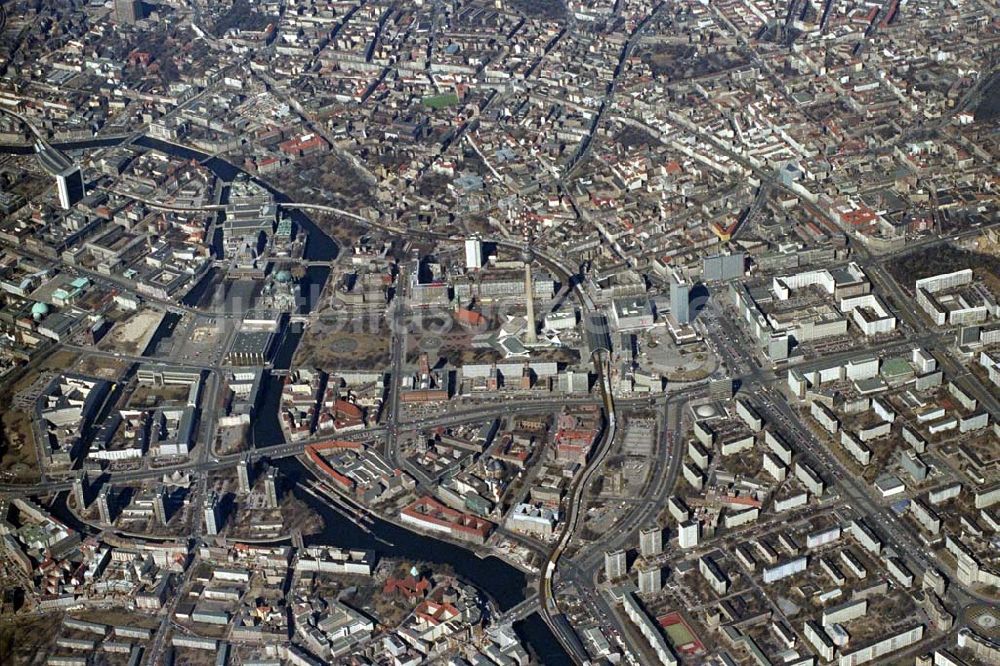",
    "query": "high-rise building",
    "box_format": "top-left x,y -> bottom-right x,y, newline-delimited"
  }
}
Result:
114,0 -> 142,24
637,563 -> 662,595
153,488 -> 168,526
767,334 -> 790,362
670,279 -> 690,325
204,491 -> 221,536
264,467 -> 280,509
56,166 -> 85,210
709,378 -> 734,400
605,548 -> 627,581
703,252 -> 745,282
678,519 -> 700,549
639,526 -> 663,558
237,457 -> 253,495
72,473 -> 89,509
35,140 -> 85,210
97,485 -> 114,525
465,239 -> 482,270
